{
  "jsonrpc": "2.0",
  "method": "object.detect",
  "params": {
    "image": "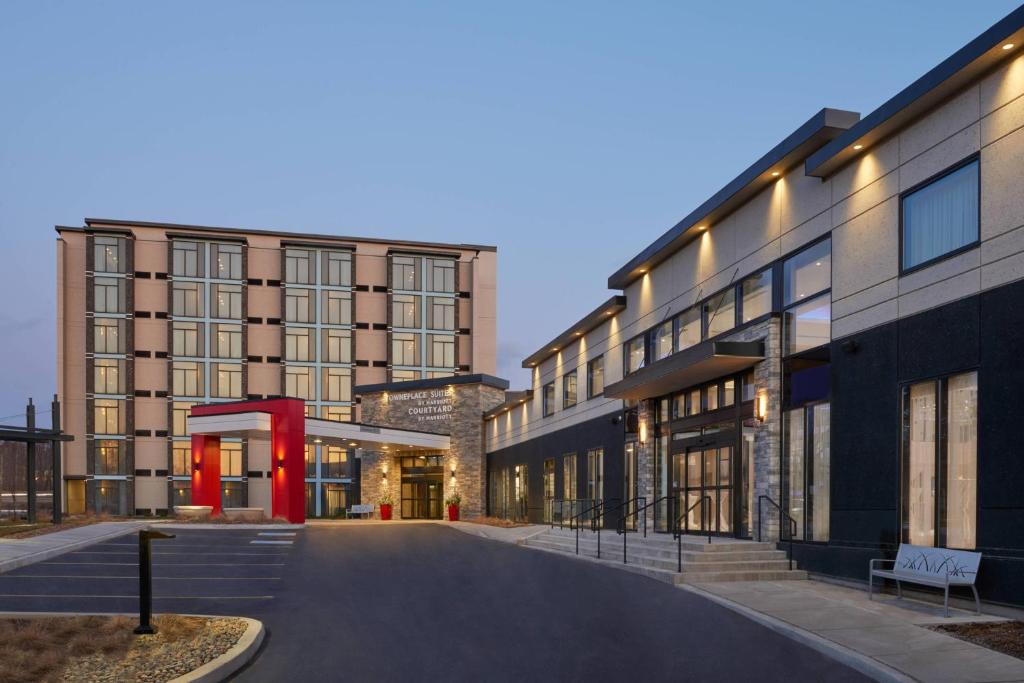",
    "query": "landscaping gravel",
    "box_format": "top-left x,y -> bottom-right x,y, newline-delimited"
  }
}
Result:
61,617 -> 248,683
